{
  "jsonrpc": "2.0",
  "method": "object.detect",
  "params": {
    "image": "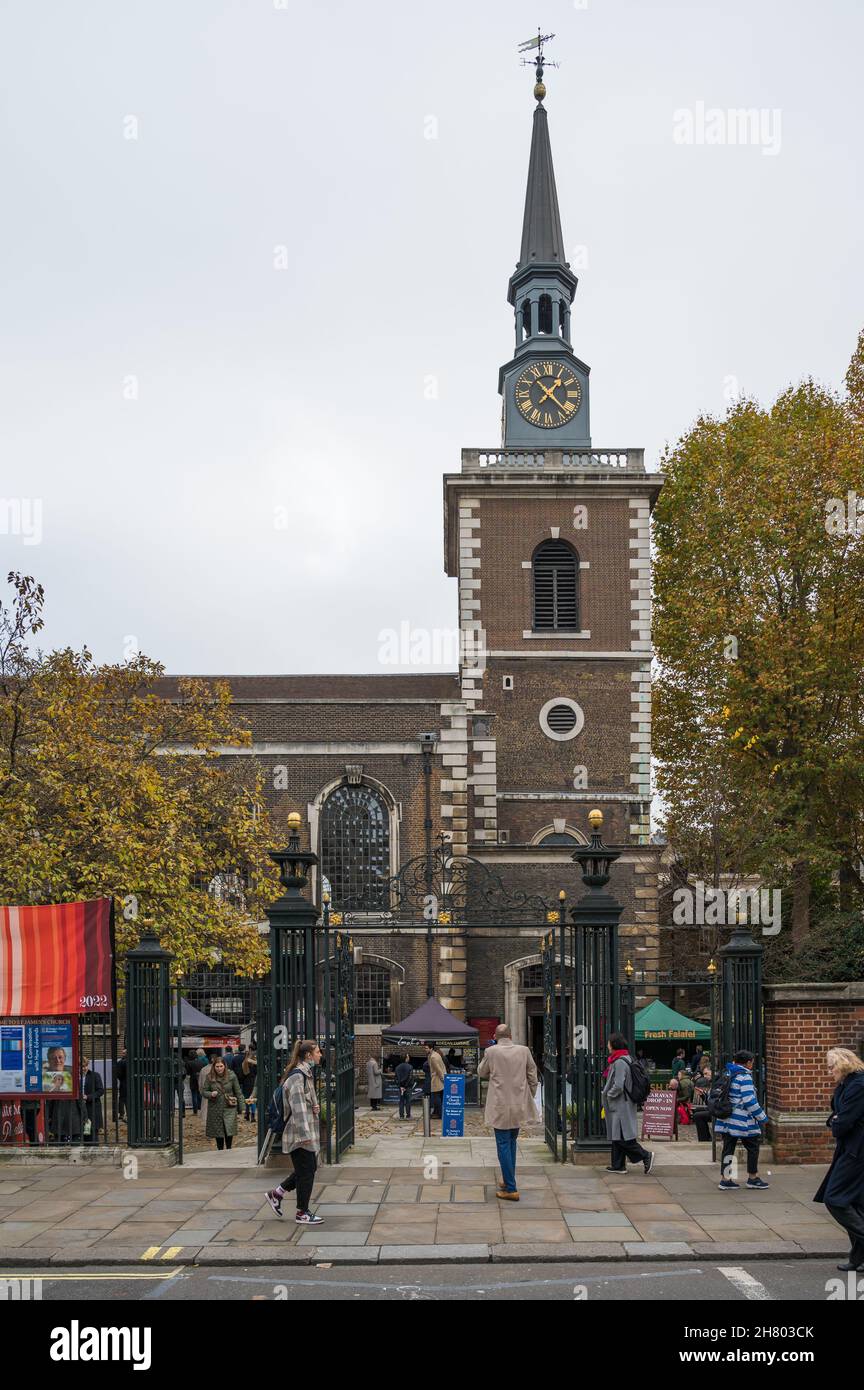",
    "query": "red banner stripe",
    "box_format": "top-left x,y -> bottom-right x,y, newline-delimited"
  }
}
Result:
0,899 -> 113,1014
